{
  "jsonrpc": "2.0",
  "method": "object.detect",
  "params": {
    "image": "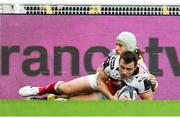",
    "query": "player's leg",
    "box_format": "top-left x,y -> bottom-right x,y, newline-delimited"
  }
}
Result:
19,76 -> 93,97
55,75 -> 97,95
19,73 -> 99,97
18,81 -> 64,97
